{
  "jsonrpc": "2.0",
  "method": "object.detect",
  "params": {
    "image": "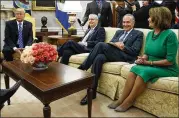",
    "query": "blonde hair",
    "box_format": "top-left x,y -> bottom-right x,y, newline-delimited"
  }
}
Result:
14,8 -> 25,14
149,7 -> 172,30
